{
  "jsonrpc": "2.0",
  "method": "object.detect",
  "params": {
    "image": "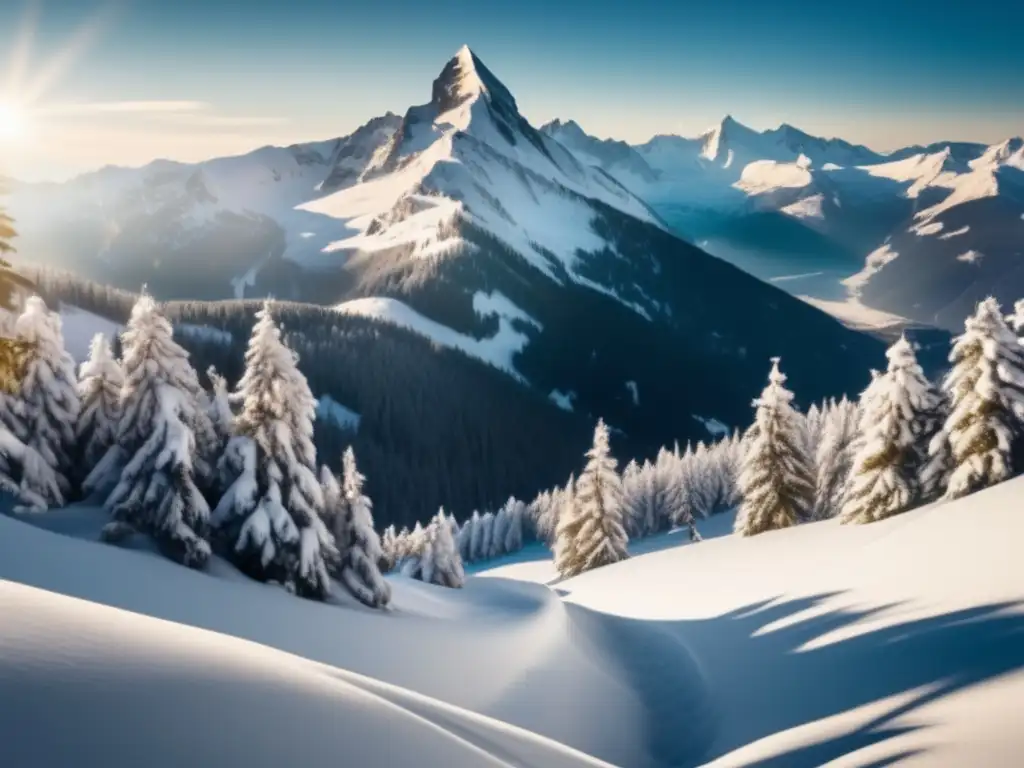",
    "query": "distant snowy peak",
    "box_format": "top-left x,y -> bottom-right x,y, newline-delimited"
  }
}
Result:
698,115 -> 759,163
319,113 -> 403,192
970,137 -> 1024,171
431,45 -> 517,115
540,119 -> 660,184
